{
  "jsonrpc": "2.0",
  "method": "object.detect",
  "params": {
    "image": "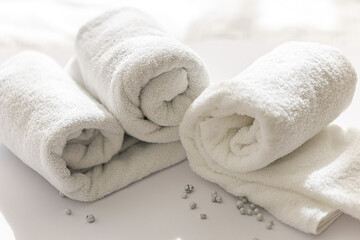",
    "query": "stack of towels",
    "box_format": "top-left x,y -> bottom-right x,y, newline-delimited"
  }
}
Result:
0,8 -> 209,201
0,7 -> 359,235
